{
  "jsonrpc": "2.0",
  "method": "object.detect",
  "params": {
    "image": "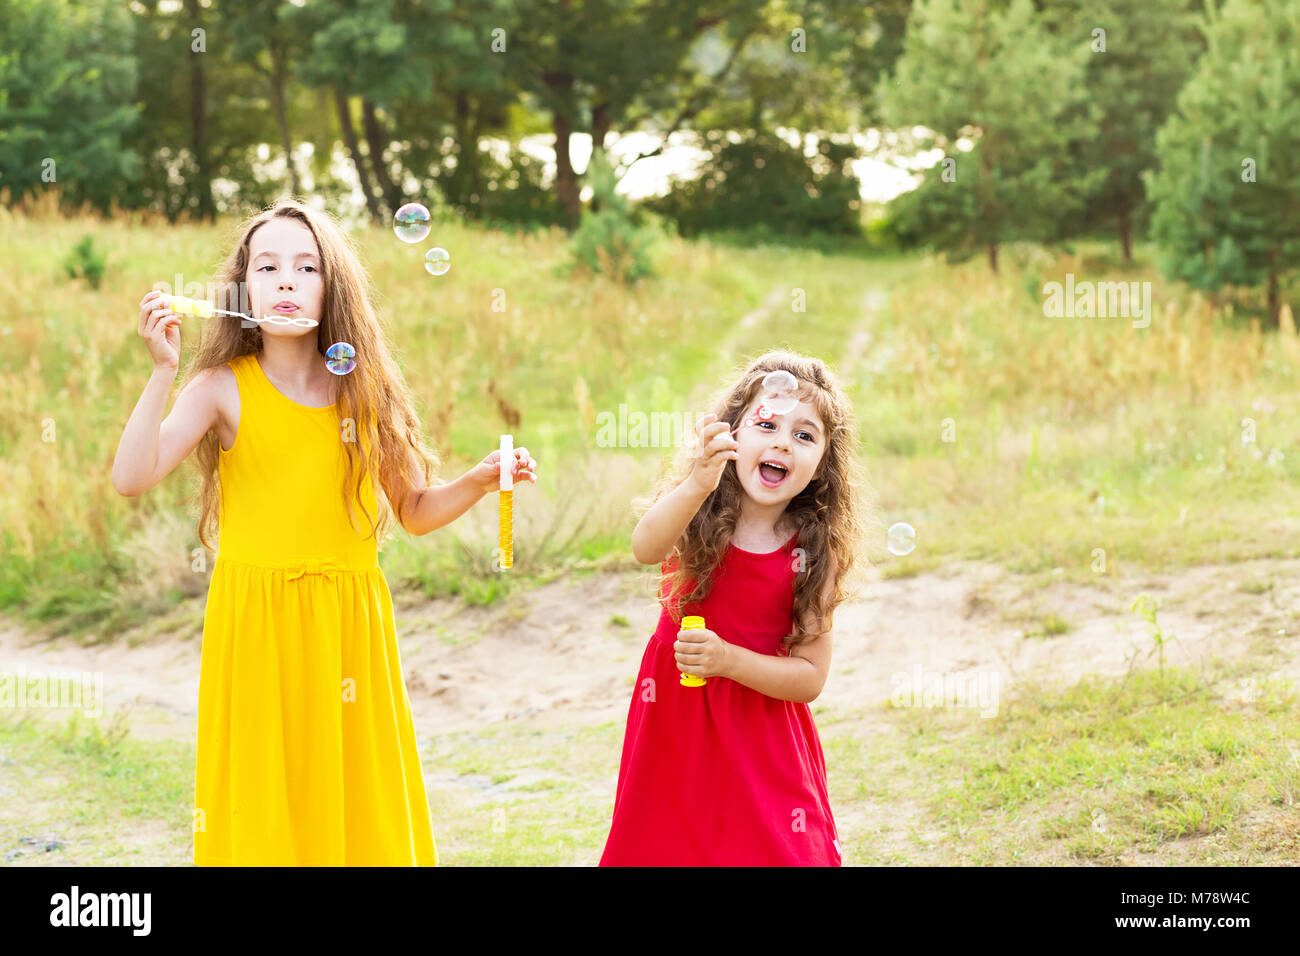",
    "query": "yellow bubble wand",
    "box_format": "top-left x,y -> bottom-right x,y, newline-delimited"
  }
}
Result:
498,434 -> 513,570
